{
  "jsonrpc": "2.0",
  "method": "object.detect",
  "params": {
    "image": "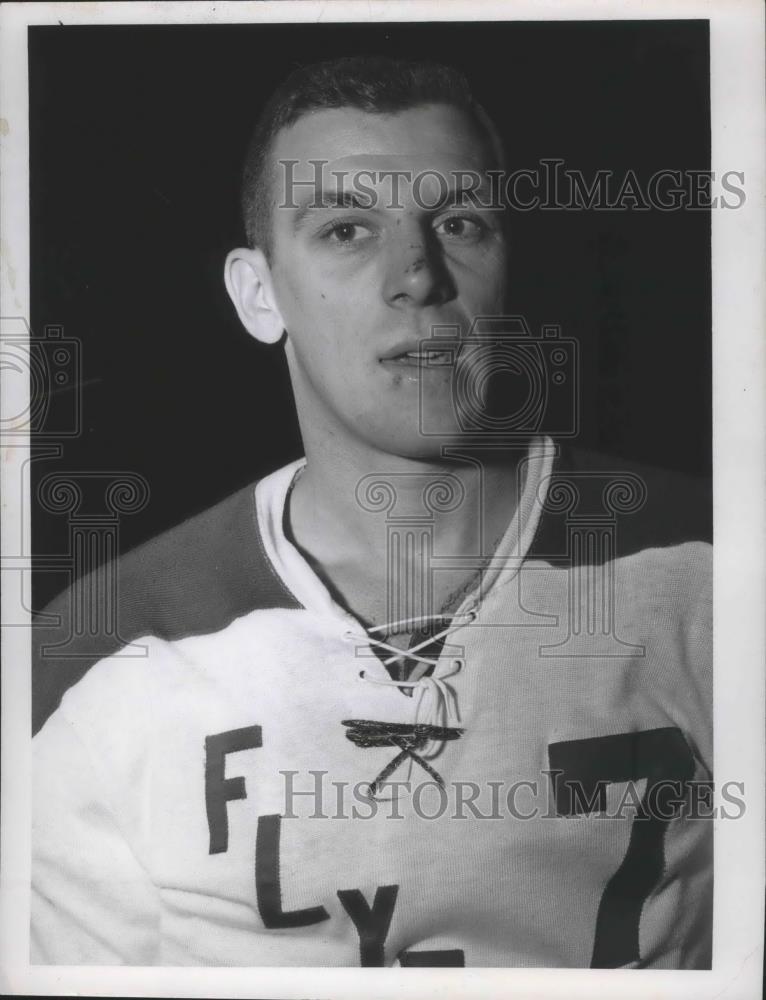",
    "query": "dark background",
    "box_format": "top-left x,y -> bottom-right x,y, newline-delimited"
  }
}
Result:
29,20 -> 711,609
